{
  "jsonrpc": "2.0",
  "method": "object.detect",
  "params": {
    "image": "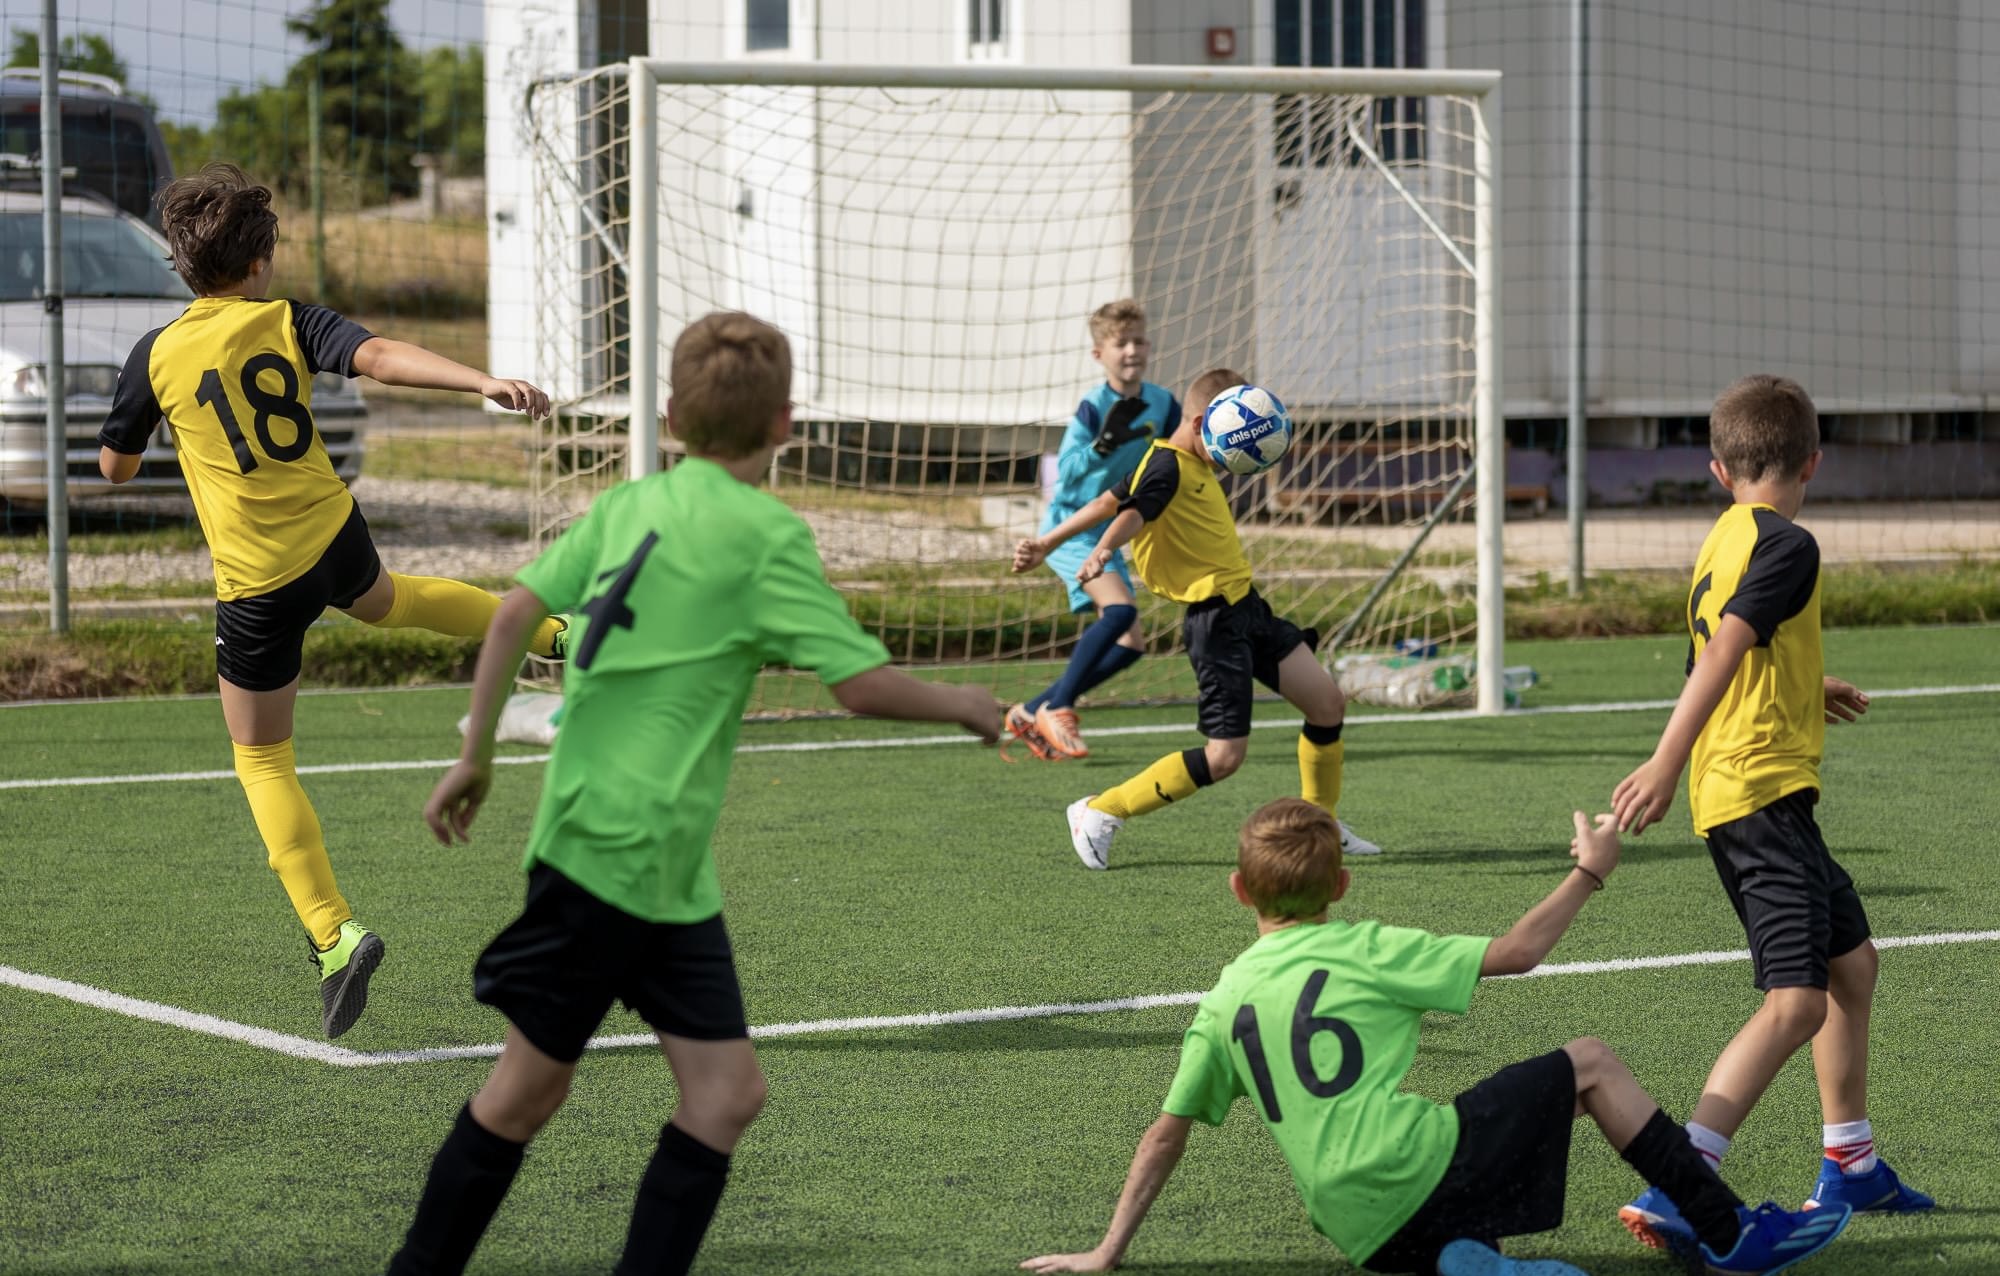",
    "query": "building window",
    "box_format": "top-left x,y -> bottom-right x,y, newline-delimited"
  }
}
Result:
1274,0 -> 1426,167
968,0 -> 1011,59
747,0 -> 789,51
